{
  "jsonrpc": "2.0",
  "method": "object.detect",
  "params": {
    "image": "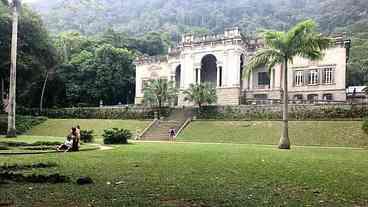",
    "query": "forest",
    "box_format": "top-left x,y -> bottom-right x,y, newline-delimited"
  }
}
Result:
0,0 -> 367,108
